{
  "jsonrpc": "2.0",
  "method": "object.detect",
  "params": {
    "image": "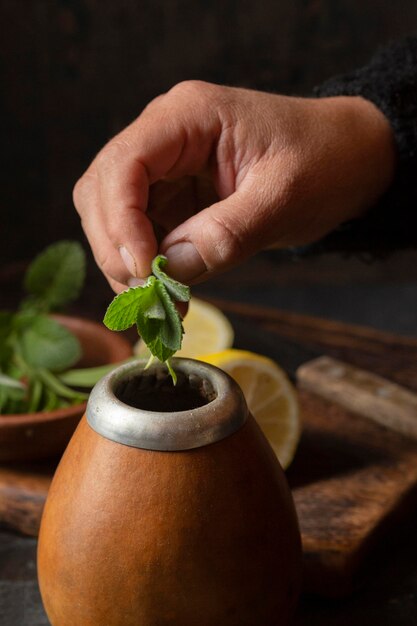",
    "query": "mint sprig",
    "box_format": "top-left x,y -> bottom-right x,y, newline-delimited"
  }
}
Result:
18,315 -> 82,372
151,255 -> 190,302
0,241 -> 89,414
24,240 -> 86,310
103,255 -> 190,383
